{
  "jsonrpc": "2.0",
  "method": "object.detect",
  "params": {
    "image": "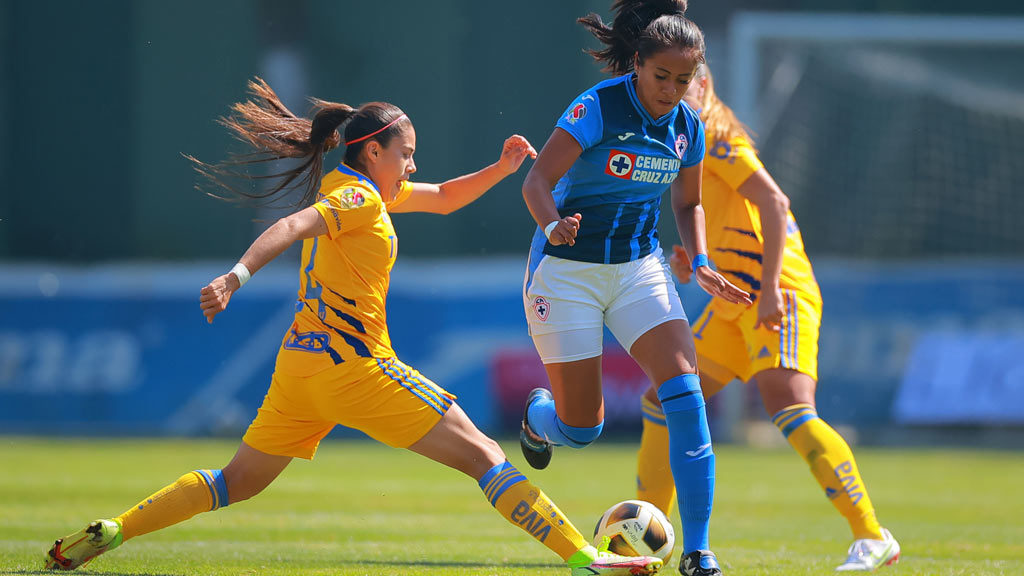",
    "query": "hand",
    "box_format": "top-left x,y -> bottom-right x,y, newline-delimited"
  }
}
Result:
694,267 -> 753,305
548,213 -> 582,246
497,135 -> 538,175
200,272 -> 240,324
668,244 -> 692,284
754,286 -> 785,332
